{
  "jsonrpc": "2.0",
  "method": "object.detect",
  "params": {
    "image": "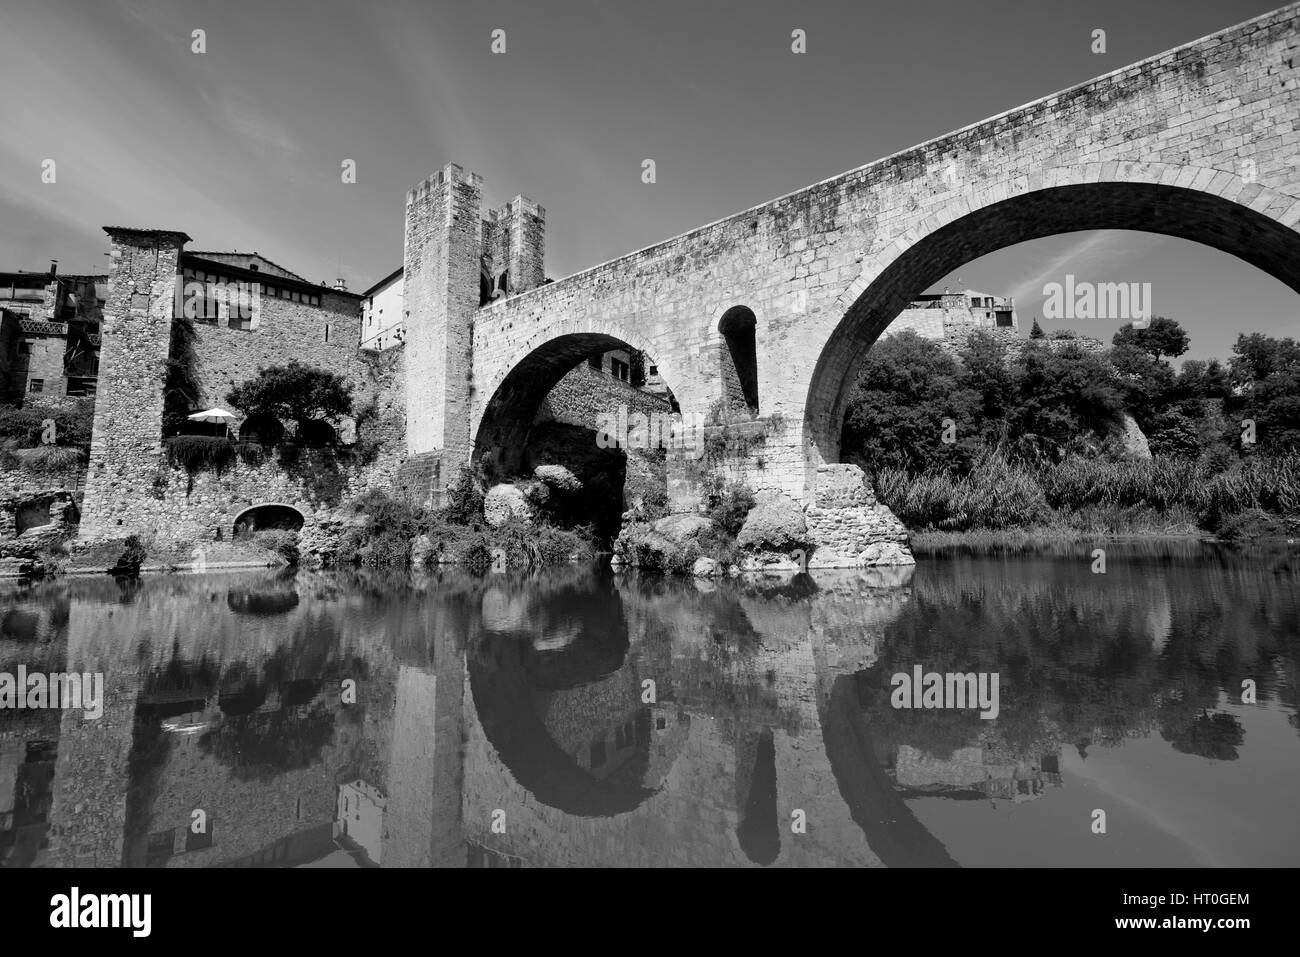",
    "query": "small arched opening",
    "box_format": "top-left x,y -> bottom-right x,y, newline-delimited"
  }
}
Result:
718,306 -> 759,416
296,419 -> 338,447
237,413 -> 285,446
233,503 -> 305,538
